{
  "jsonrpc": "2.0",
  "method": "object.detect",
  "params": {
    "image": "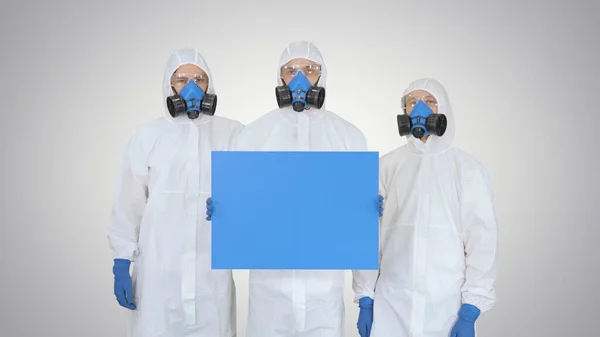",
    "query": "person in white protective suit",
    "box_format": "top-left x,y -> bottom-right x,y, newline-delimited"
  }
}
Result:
231,41 -> 370,337
364,78 -> 499,337
107,48 -> 243,337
